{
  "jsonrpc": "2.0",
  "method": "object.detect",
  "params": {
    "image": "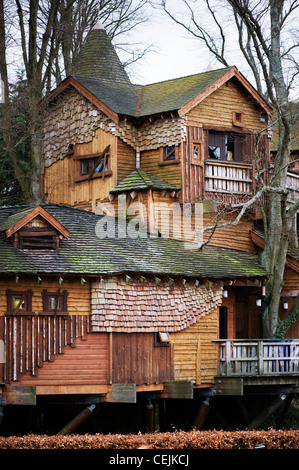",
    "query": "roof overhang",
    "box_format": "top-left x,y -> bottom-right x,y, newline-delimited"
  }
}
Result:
251,229 -> 299,273
43,75 -> 119,124
178,66 -> 272,118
